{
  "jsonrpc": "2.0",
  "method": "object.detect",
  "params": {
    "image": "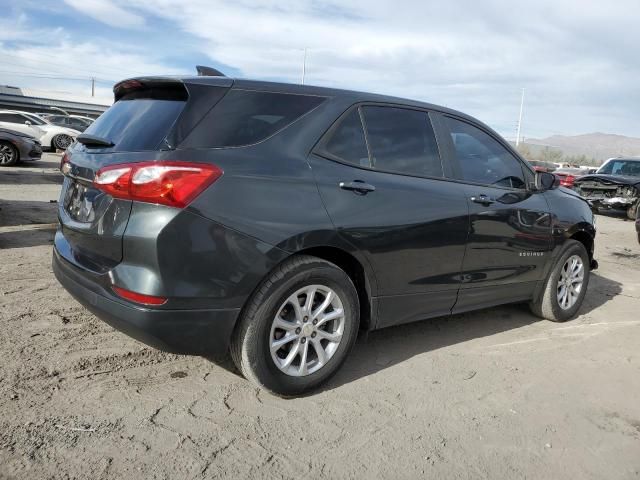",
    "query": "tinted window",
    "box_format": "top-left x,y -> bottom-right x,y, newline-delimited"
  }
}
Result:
22,114 -> 46,125
184,90 -> 325,148
446,117 -> 526,188
0,113 -> 26,123
322,109 -> 369,167
362,106 -> 442,177
82,90 -> 186,151
68,118 -> 85,128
